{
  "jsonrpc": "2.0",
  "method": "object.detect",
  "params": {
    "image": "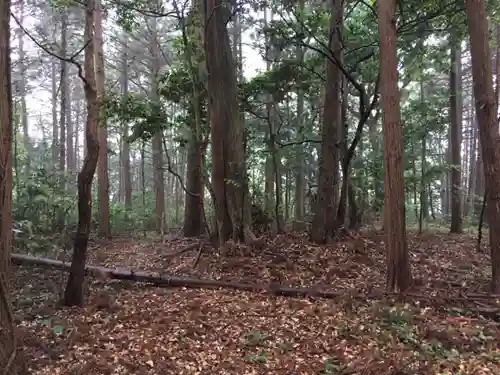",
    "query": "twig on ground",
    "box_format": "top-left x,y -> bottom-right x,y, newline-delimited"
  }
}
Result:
192,244 -> 204,268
